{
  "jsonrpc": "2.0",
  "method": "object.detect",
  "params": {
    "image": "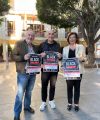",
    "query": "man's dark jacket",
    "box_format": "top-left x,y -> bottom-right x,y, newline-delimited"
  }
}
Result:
38,40 -> 61,72
13,40 -> 38,73
38,40 -> 61,53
